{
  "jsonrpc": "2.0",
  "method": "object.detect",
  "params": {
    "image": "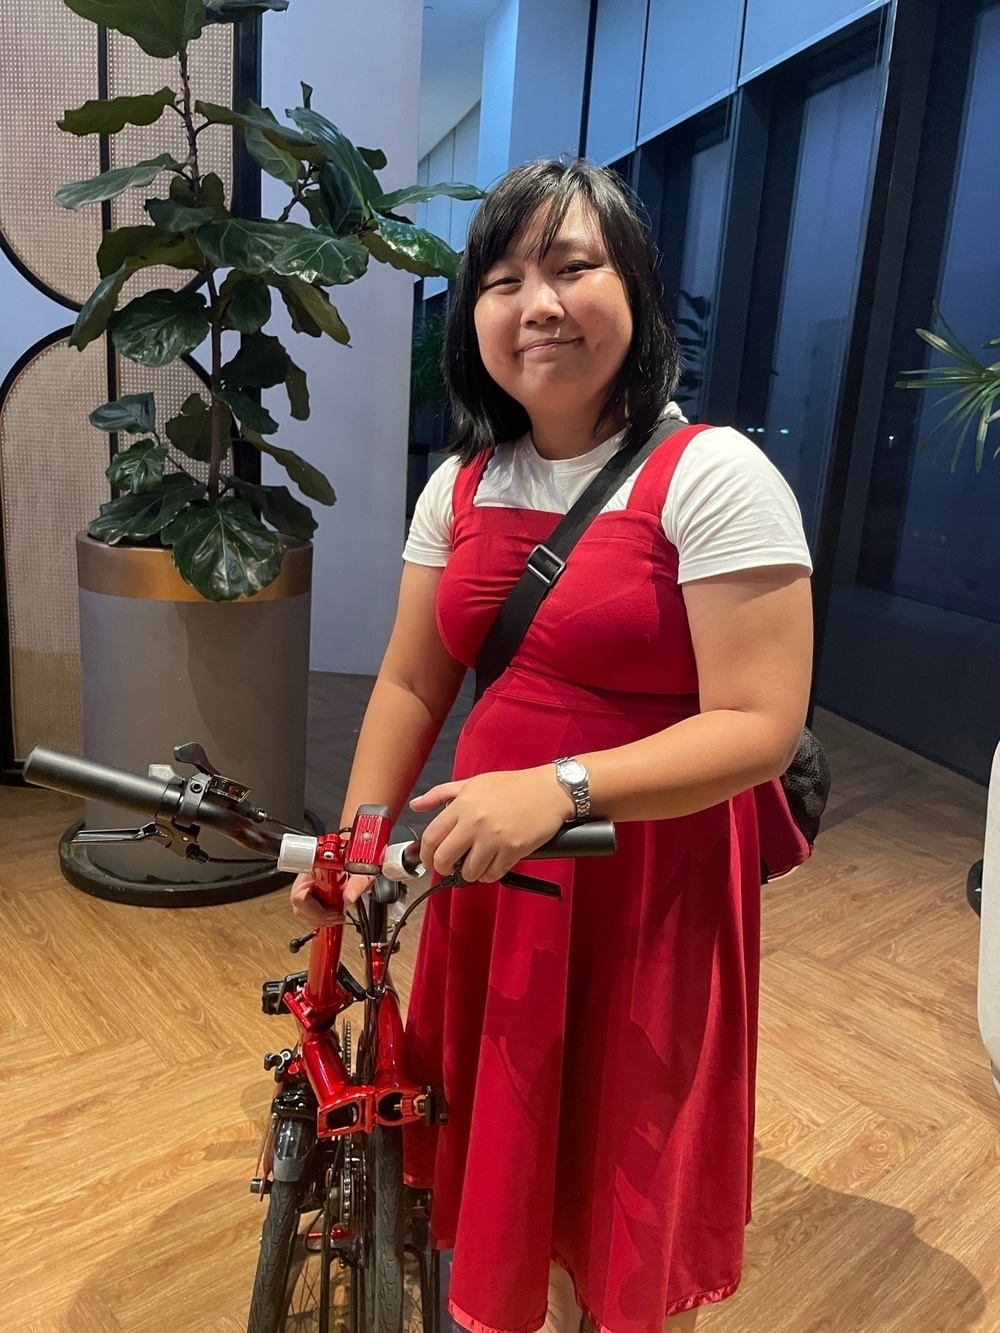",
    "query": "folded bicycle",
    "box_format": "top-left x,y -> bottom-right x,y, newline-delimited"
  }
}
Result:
24,743 -> 616,1333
